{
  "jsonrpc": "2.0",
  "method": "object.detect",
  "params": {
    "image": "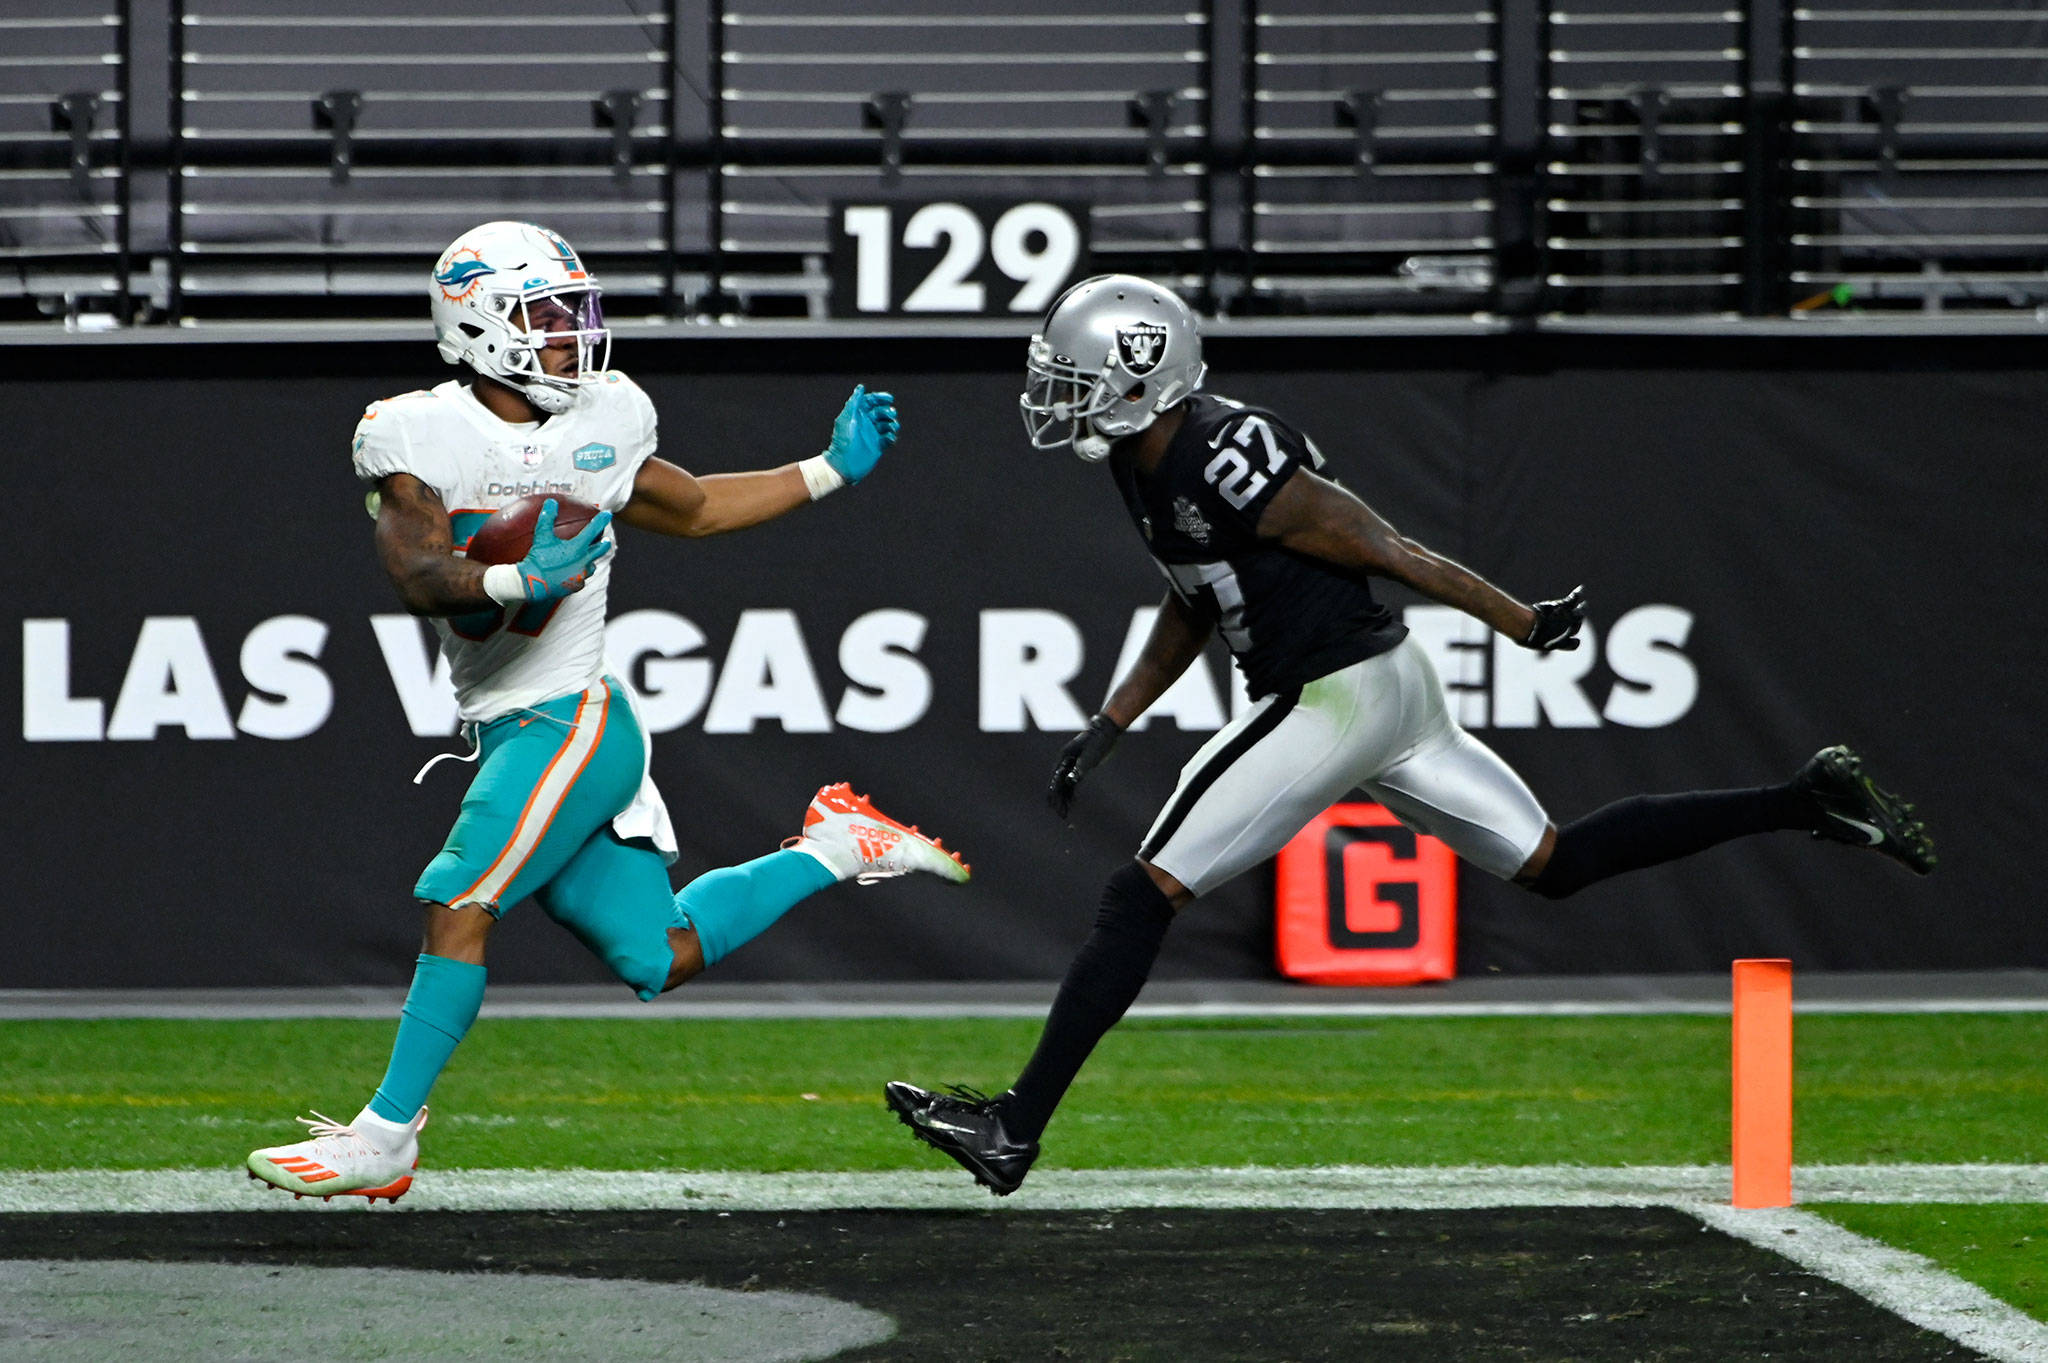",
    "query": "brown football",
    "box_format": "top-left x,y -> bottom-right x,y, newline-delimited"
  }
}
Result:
464,494 -> 601,565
